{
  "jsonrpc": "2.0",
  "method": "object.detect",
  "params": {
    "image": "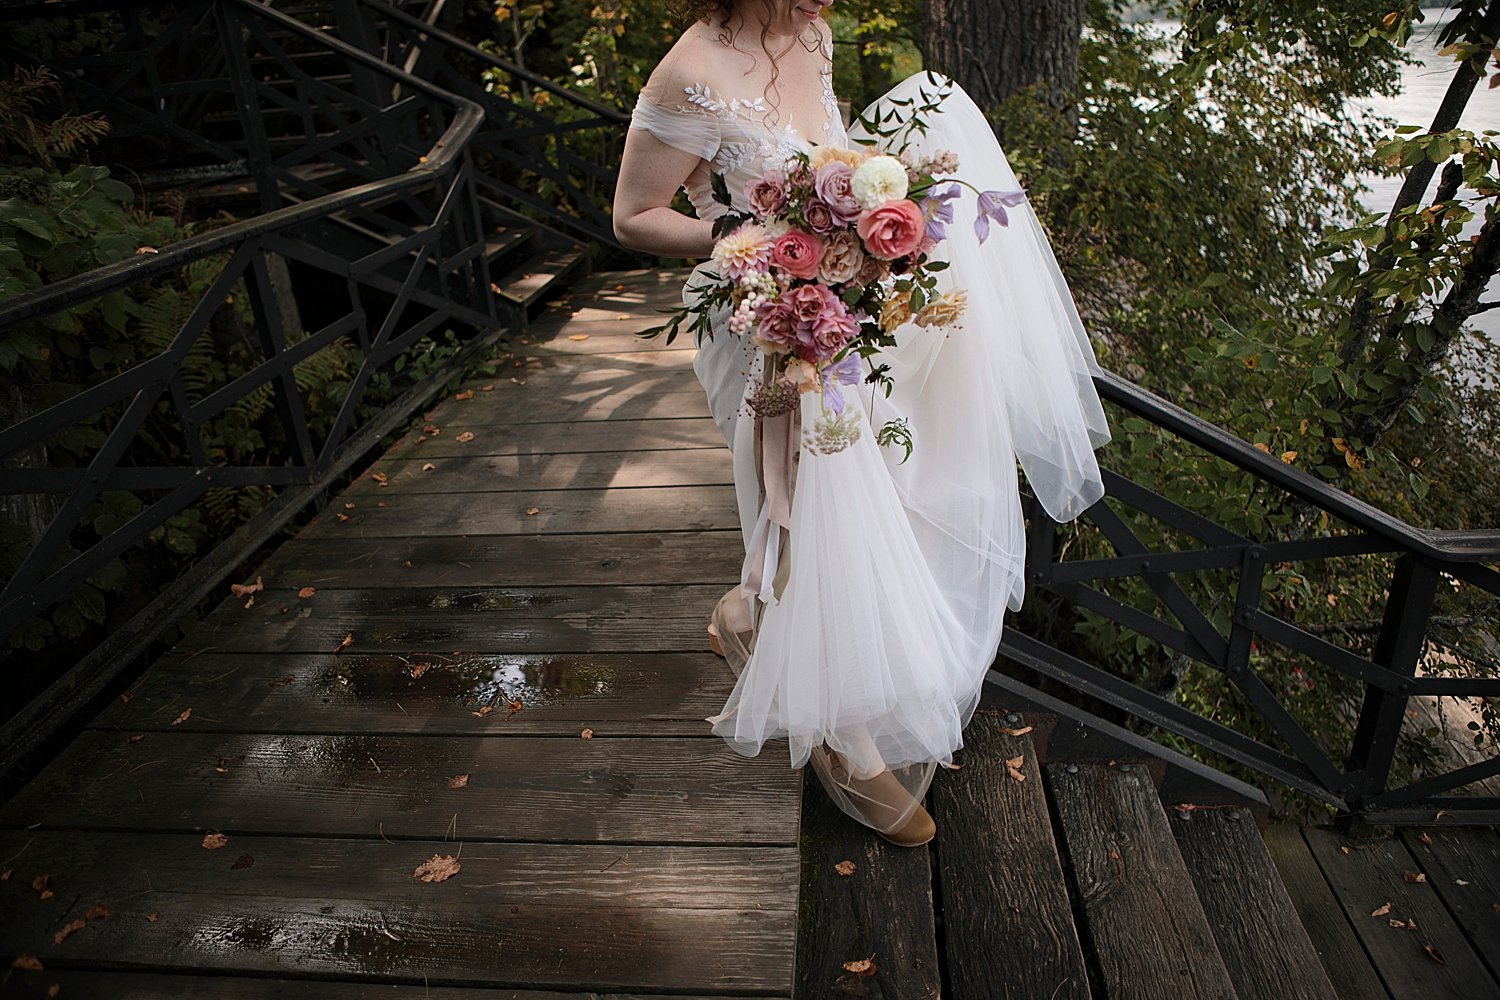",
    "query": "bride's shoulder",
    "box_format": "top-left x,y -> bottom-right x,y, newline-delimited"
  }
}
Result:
641,19 -> 726,99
